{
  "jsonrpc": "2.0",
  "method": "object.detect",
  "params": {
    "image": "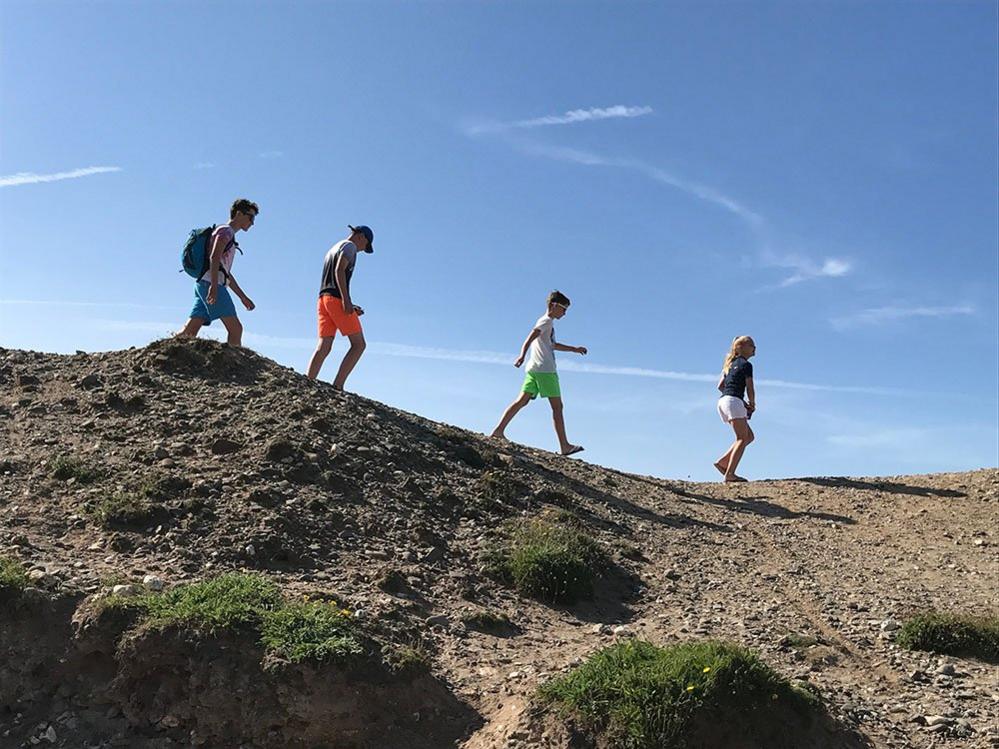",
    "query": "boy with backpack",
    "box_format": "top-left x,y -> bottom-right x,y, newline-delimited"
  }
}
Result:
176,198 -> 259,347
490,290 -> 587,456
306,225 -> 374,390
